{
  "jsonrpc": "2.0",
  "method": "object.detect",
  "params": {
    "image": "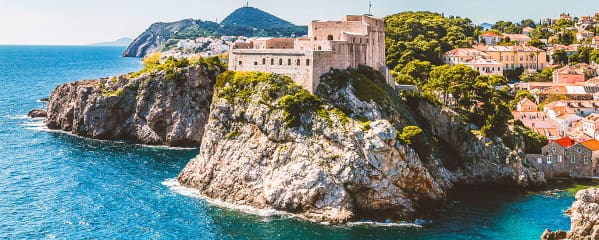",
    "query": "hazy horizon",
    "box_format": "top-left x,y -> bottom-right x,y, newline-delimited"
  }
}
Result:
1,0 -> 598,45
